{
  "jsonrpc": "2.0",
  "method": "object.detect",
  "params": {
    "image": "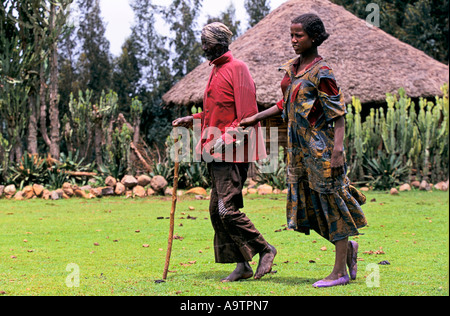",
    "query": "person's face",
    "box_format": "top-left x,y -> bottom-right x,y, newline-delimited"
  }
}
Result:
201,36 -> 221,61
290,23 -> 314,55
